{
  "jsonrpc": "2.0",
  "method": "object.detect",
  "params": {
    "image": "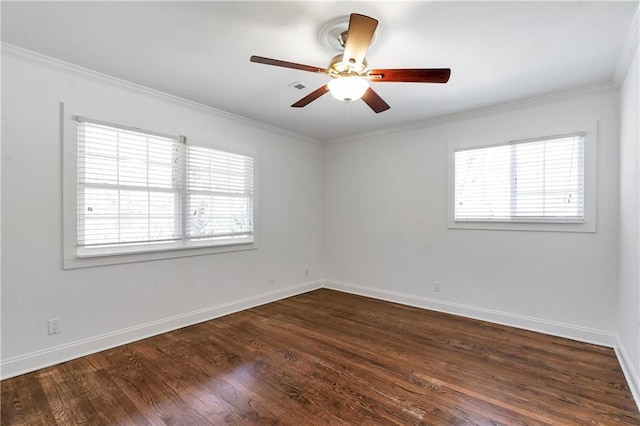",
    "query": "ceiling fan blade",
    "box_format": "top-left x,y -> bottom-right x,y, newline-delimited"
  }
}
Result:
291,85 -> 330,108
368,68 -> 451,83
361,87 -> 390,113
250,55 -> 329,74
342,14 -> 378,69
